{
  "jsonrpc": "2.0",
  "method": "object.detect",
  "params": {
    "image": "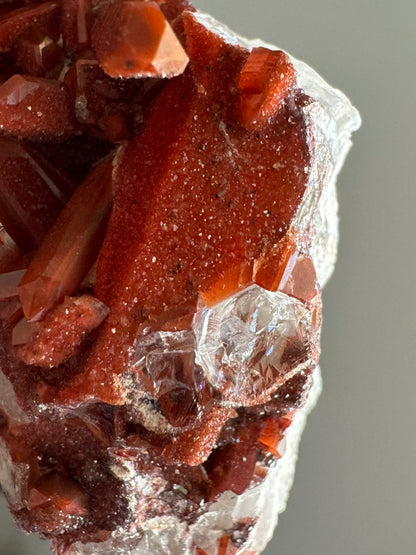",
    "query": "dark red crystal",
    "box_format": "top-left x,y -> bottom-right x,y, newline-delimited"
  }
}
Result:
0,1 -> 60,53
0,138 -> 71,251
14,30 -> 64,78
18,156 -> 113,321
0,74 -> 76,138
